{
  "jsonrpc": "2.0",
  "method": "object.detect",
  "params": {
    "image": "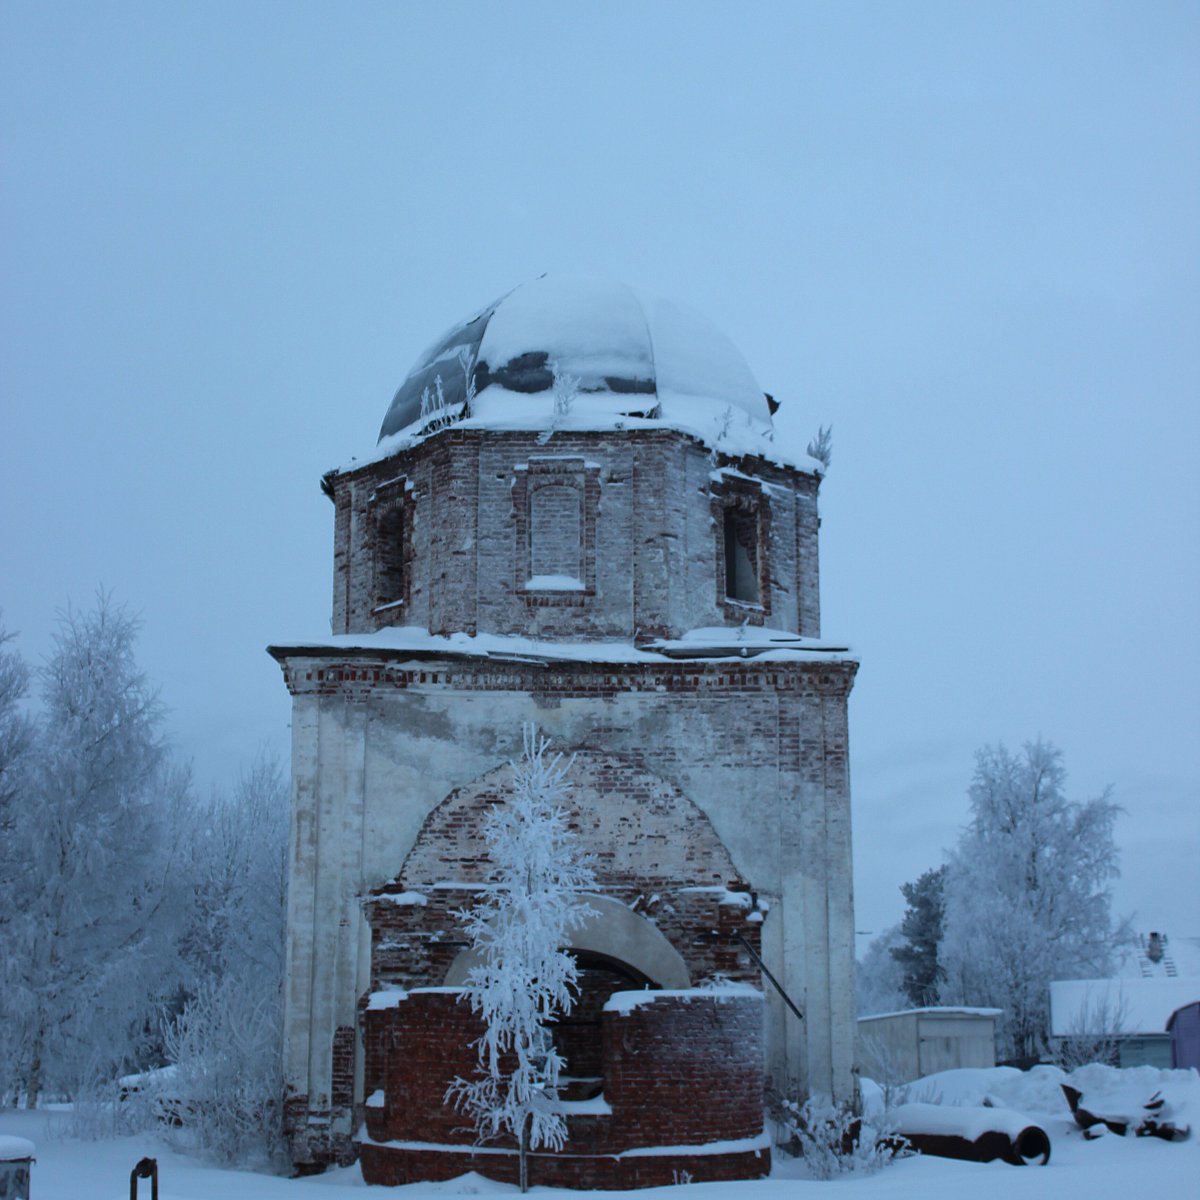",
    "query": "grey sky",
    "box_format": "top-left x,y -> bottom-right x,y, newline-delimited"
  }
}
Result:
2,2 -> 1196,942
